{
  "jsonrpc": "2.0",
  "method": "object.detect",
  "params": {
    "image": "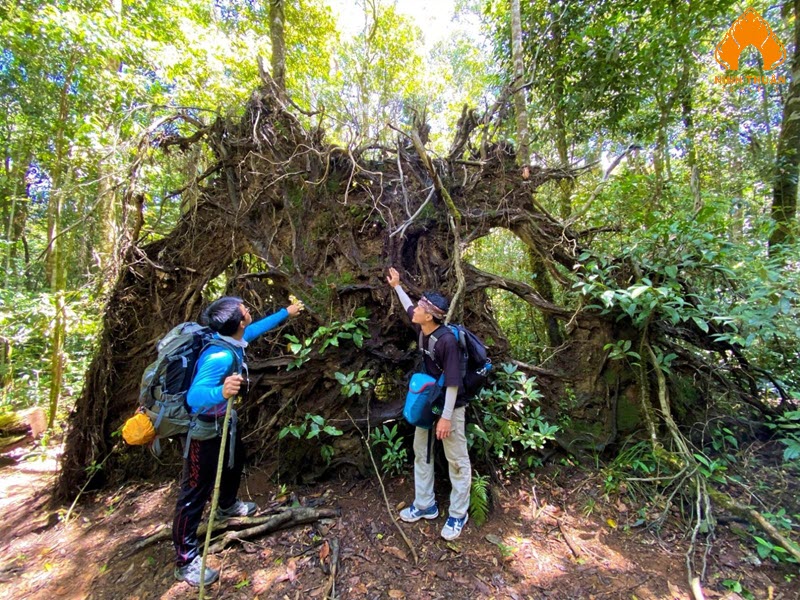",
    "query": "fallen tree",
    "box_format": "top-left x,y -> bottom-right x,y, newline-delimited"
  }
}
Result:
56,75 -> 782,510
